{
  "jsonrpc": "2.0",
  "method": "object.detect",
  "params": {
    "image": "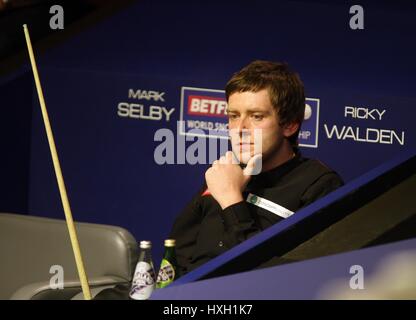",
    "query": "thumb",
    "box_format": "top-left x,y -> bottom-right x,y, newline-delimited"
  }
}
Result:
243,154 -> 262,176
